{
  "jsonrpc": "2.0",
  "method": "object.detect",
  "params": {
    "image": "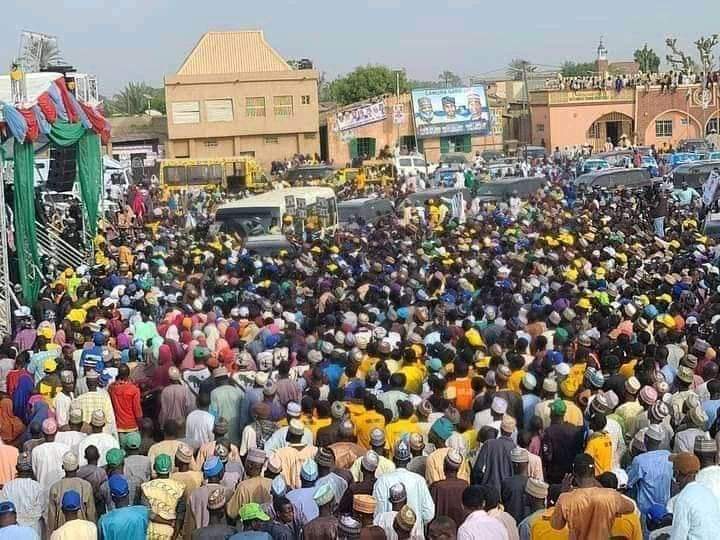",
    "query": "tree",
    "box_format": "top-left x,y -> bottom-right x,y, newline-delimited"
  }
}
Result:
560,61 -> 597,77
105,82 -> 166,115
328,65 -> 409,105
634,44 -> 660,73
507,59 -> 535,81
438,70 -> 463,88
